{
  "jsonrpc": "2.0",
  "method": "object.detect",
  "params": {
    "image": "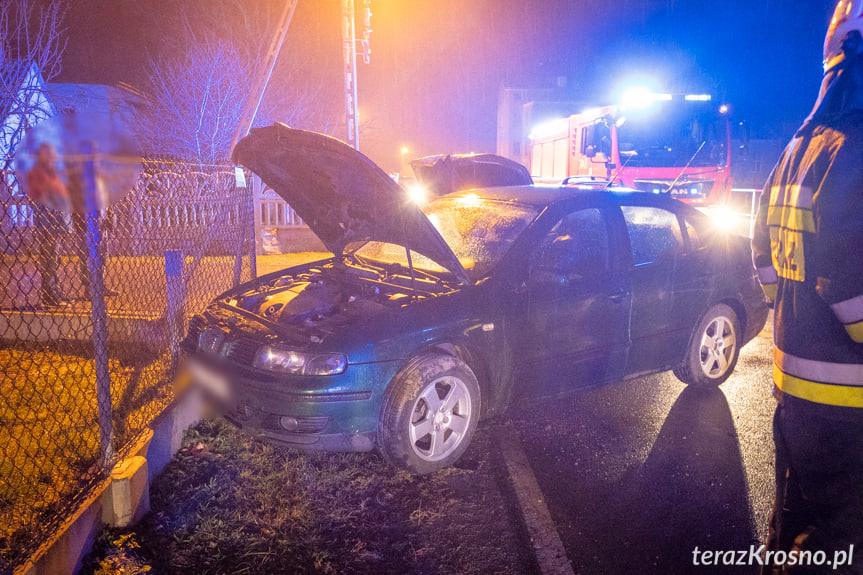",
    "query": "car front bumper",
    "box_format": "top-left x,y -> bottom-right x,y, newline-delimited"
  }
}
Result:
183,353 -> 401,452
